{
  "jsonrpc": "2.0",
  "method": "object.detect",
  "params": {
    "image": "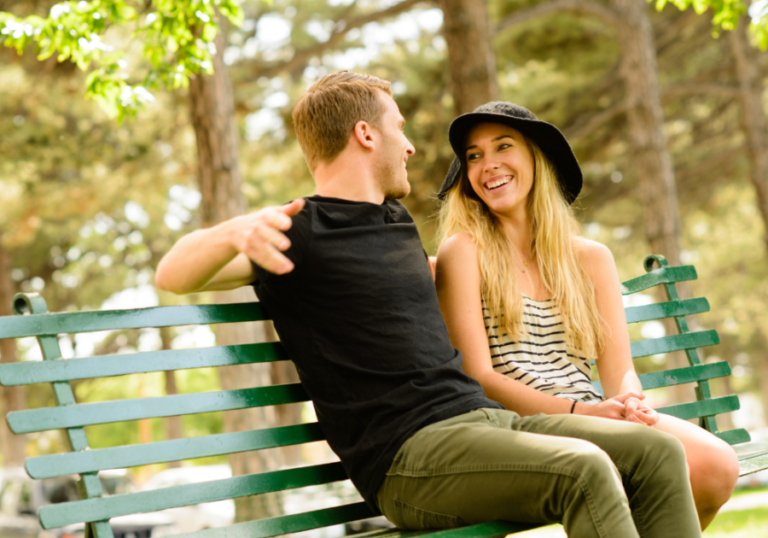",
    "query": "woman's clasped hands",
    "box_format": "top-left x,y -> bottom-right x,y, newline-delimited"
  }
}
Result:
577,392 -> 660,426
